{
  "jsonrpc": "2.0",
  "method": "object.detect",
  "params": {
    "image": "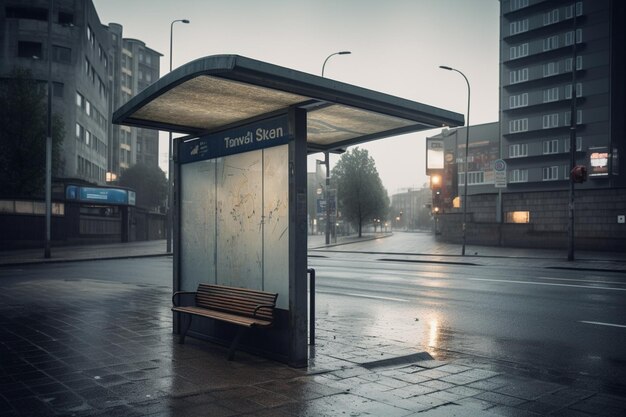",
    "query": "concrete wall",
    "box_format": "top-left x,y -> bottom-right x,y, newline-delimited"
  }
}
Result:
436,188 -> 626,251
